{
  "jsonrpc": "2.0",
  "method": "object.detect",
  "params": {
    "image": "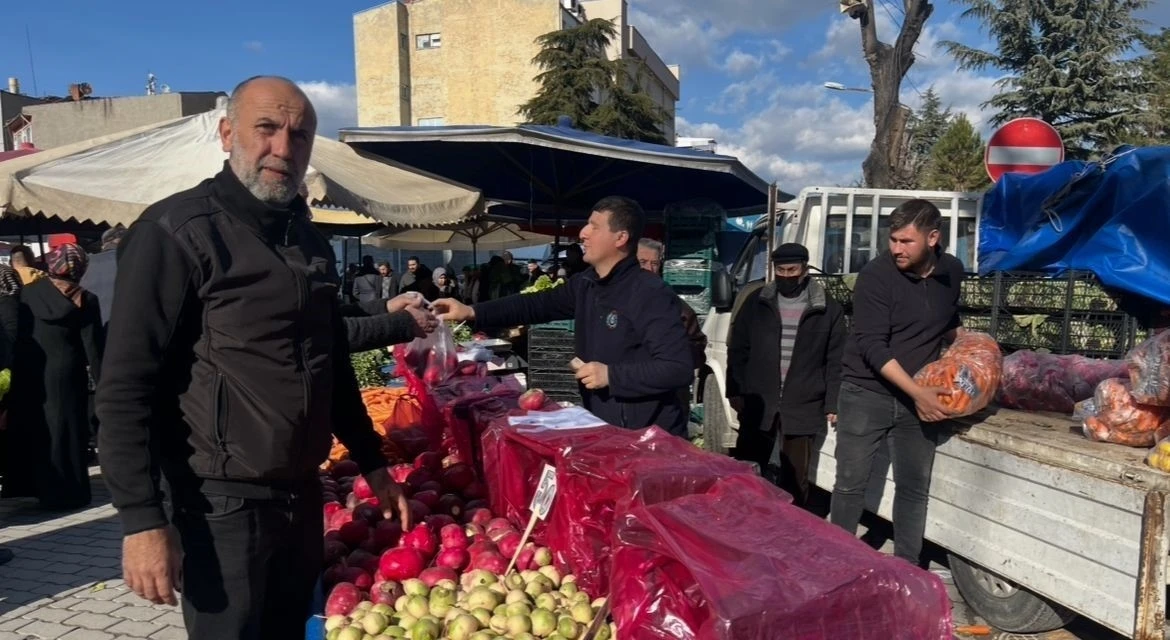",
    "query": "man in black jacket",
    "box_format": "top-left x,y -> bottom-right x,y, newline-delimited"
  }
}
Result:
726,243 -> 845,509
434,197 -> 694,435
829,199 -> 961,567
97,76 -> 417,638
